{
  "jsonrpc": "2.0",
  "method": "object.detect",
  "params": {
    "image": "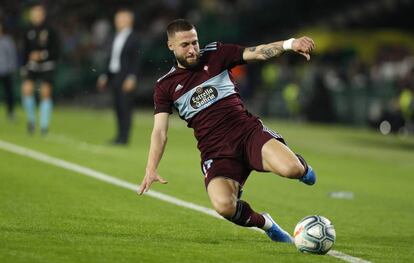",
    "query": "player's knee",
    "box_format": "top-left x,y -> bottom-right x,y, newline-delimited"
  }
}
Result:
40,92 -> 51,100
279,159 -> 304,179
212,198 -> 237,218
40,84 -> 52,99
22,81 -> 34,96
